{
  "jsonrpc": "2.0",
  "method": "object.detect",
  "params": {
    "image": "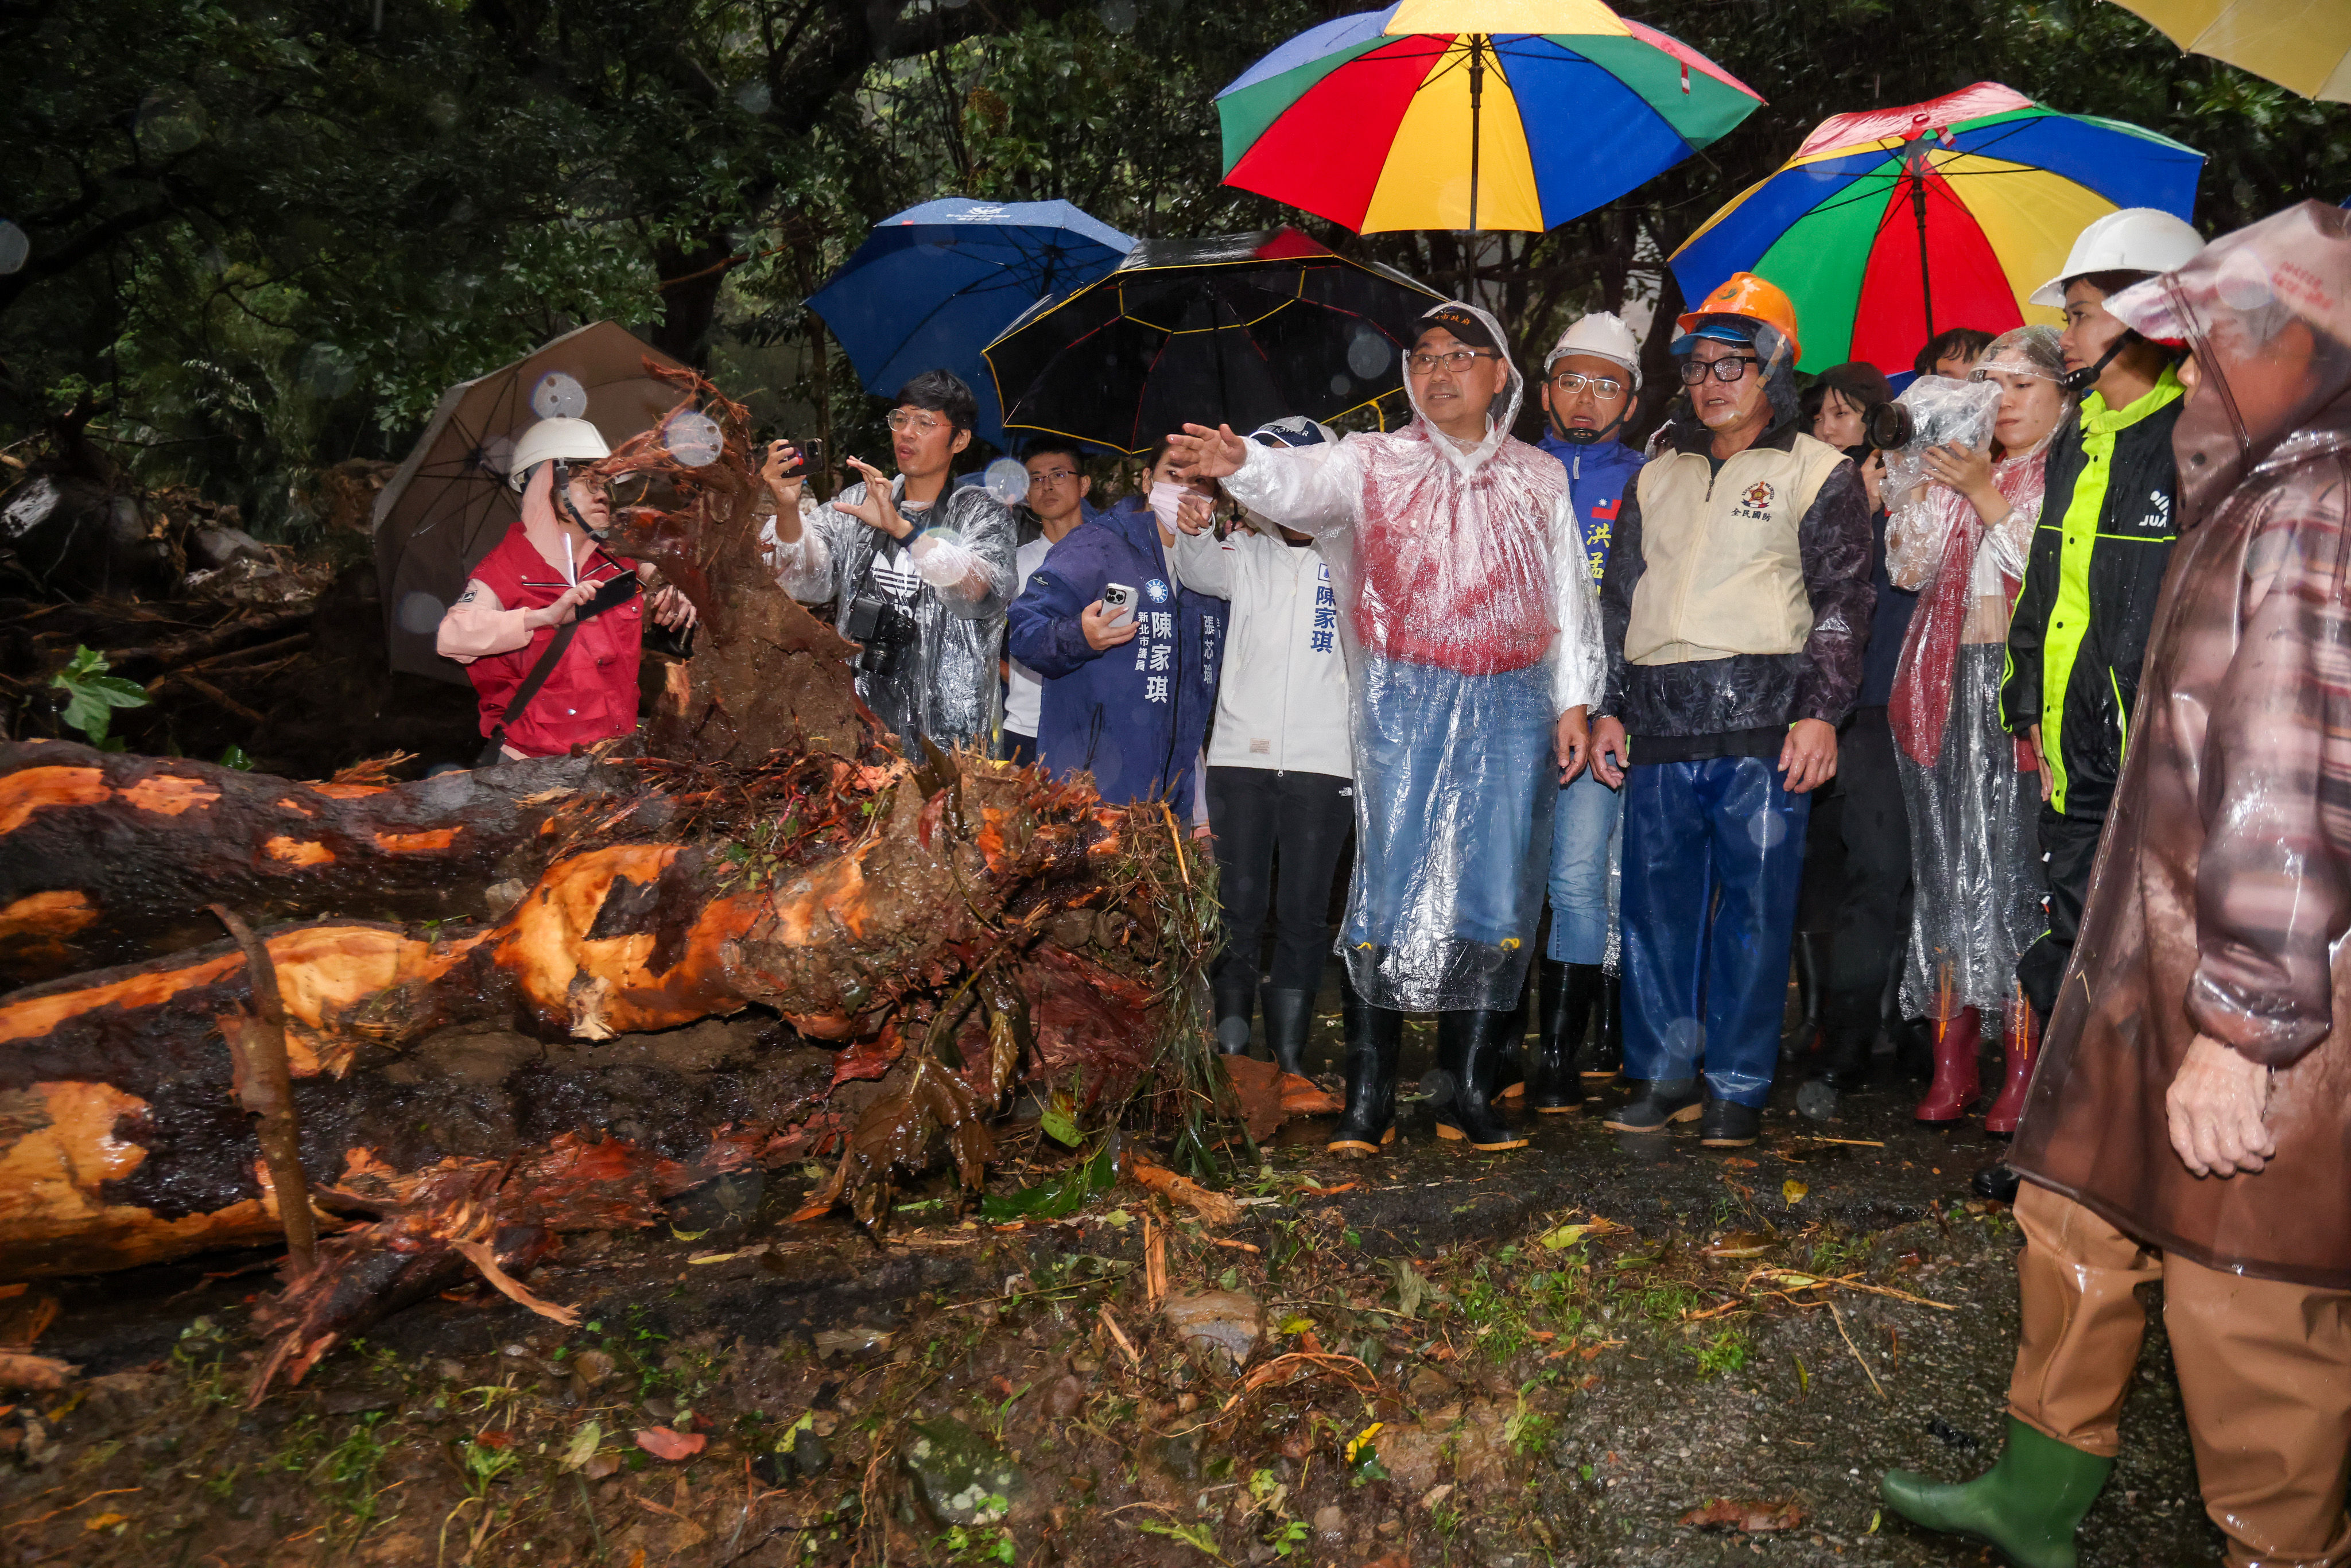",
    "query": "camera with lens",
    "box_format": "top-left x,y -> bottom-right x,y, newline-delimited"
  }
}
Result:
1864,400 -> 1914,452
844,592 -> 915,679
